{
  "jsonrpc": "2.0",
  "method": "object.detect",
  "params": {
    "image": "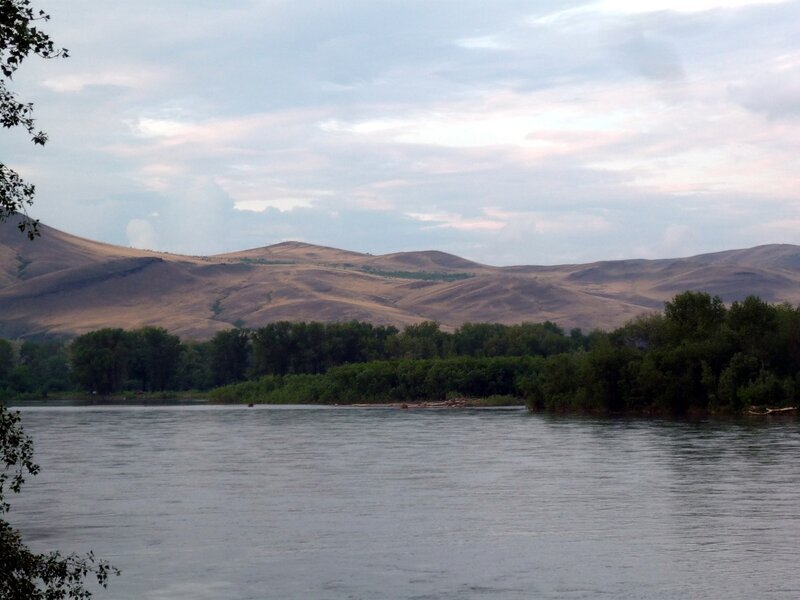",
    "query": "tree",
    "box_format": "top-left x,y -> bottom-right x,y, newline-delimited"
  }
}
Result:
727,295 -> 778,357
251,322 -> 295,376
126,327 -> 182,391
70,329 -> 129,395
0,338 -> 13,381
173,341 -> 213,390
664,291 -> 726,342
1,0 -> 68,238
390,321 -> 446,359
18,339 -> 71,393
210,328 -> 250,385
1,404 -> 118,598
